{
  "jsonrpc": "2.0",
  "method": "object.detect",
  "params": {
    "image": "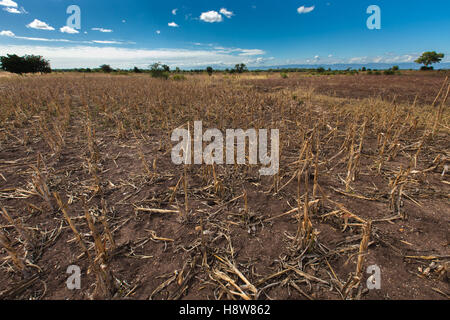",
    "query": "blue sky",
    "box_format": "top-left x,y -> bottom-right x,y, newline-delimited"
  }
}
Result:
0,0 -> 449,68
